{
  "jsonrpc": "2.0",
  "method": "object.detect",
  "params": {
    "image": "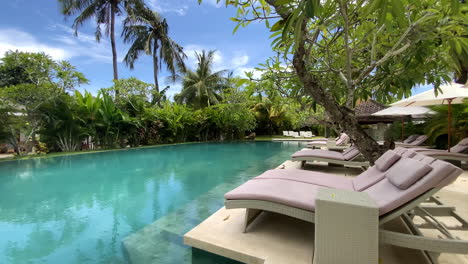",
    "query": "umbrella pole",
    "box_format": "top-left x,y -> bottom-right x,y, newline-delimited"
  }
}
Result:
401,117 -> 405,141
447,99 -> 453,152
